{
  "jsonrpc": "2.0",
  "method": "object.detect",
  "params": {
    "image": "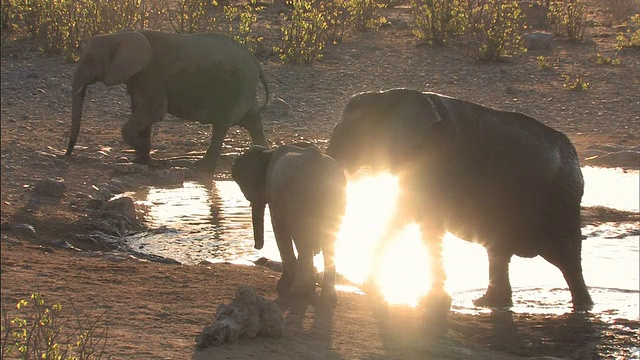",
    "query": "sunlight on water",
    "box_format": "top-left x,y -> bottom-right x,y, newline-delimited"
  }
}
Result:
126,167 -> 639,320
581,166 -> 639,212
